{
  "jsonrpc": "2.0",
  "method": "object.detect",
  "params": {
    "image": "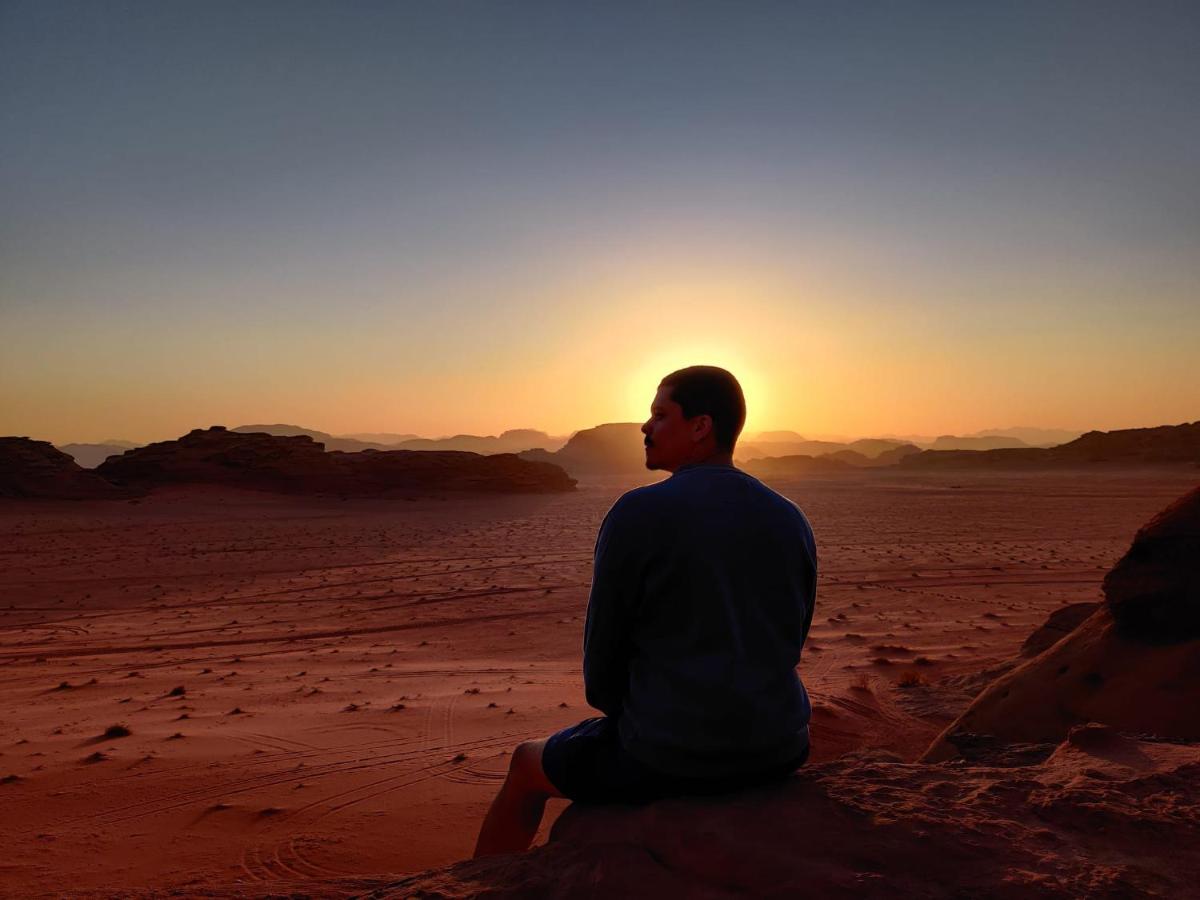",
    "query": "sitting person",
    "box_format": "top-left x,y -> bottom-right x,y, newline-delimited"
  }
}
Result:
474,365 -> 817,857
